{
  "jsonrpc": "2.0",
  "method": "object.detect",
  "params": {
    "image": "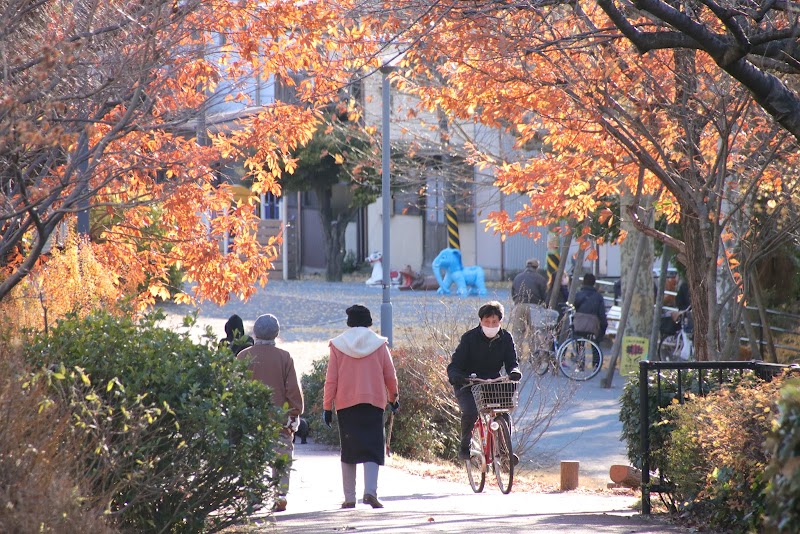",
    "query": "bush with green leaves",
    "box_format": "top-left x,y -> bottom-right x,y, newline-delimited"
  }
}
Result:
300,356 -> 341,447
620,368 -> 750,473
620,369 -> 699,474
765,378 -> 800,532
660,378 -> 781,532
24,311 -> 283,533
